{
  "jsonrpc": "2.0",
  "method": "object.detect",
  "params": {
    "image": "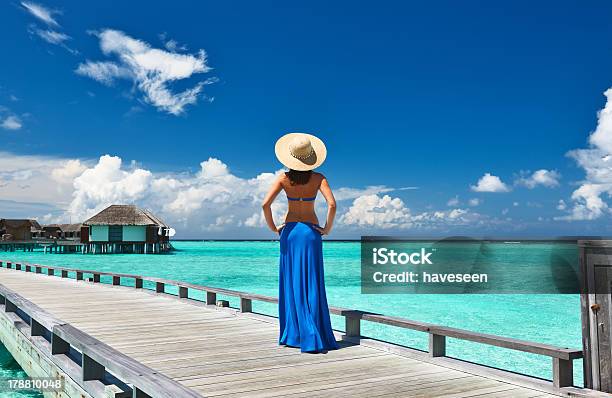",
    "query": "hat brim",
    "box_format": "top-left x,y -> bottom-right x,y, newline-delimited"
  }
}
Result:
275,133 -> 327,171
